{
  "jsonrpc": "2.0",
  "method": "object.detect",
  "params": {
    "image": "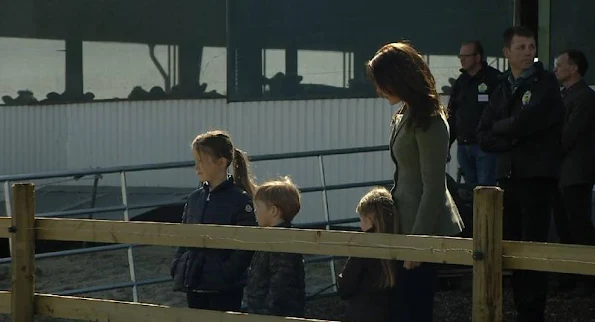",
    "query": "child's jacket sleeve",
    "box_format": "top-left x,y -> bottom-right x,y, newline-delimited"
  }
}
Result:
263,252 -> 306,316
170,202 -> 189,278
337,257 -> 365,300
222,200 -> 257,280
